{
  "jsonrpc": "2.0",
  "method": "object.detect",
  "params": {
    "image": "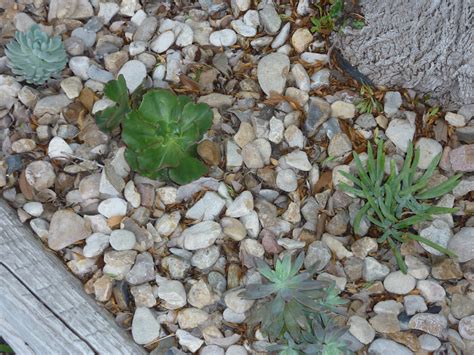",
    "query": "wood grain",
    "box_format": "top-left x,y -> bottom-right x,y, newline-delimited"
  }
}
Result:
0,199 -> 146,354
